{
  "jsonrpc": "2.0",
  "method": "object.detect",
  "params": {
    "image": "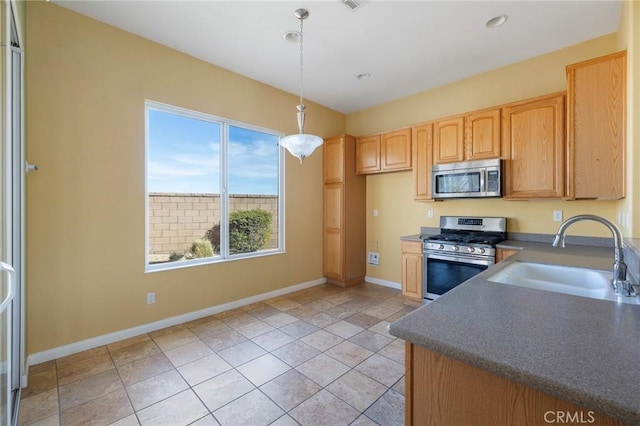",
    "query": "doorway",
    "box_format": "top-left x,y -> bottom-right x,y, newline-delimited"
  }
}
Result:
1,2 -> 25,425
